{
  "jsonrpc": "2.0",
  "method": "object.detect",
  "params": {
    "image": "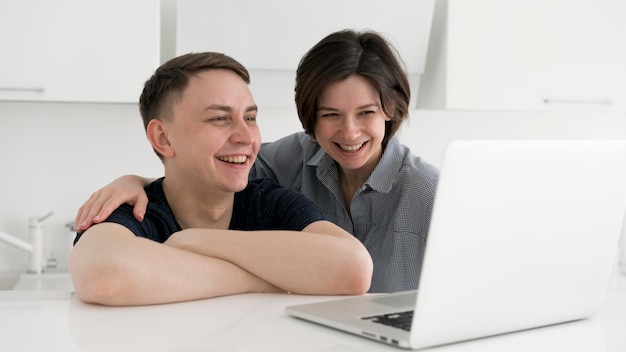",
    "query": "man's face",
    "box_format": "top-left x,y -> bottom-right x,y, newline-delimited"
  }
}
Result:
164,69 -> 260,195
